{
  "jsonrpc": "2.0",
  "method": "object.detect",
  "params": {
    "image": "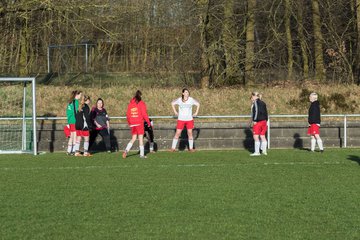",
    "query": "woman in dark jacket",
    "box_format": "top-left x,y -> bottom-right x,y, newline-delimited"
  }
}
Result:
307,92 -> 324,152
89,98 -> 111,152
250,91 -> 268,156
74,95 -> 93,156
